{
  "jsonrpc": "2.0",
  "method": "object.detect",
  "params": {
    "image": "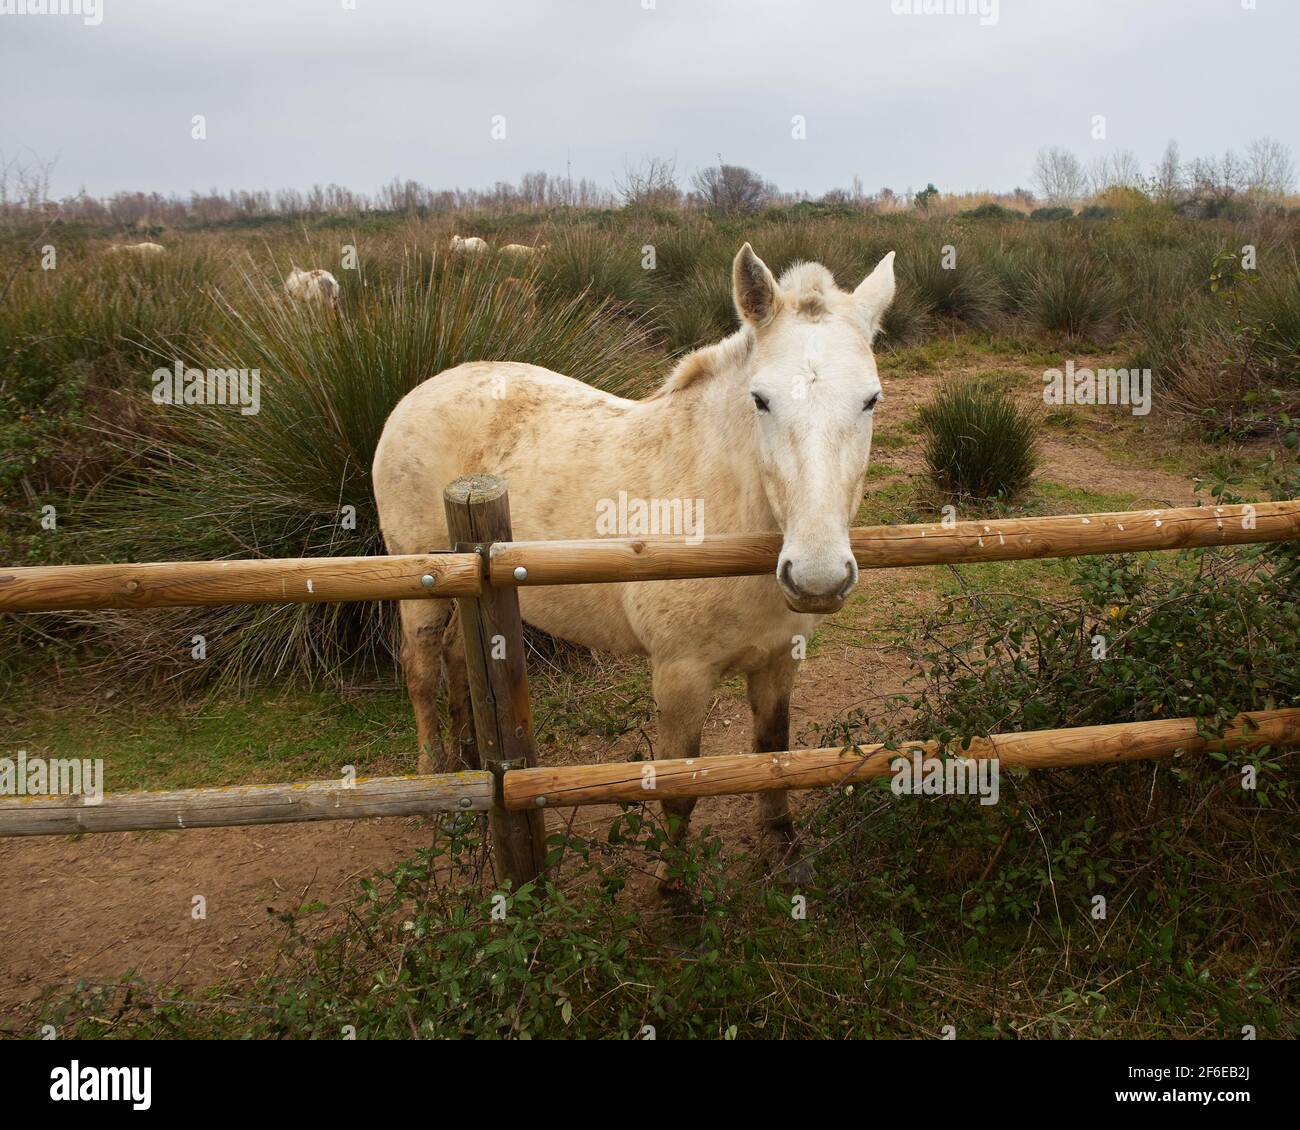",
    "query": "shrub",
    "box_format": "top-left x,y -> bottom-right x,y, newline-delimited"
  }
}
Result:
1020,253 -> 1121,340
72,258 -> 659,689
655,263 -> 737,352
537,225 -> 651,310
1030,206 -> 1074,222
1238,252 -> 1300,383
1135,250 -> 1300,434
898,237 -> 1004,326
958,202 -> 1022,221
876,283 -> 933,349
917,378 -> 1039,502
